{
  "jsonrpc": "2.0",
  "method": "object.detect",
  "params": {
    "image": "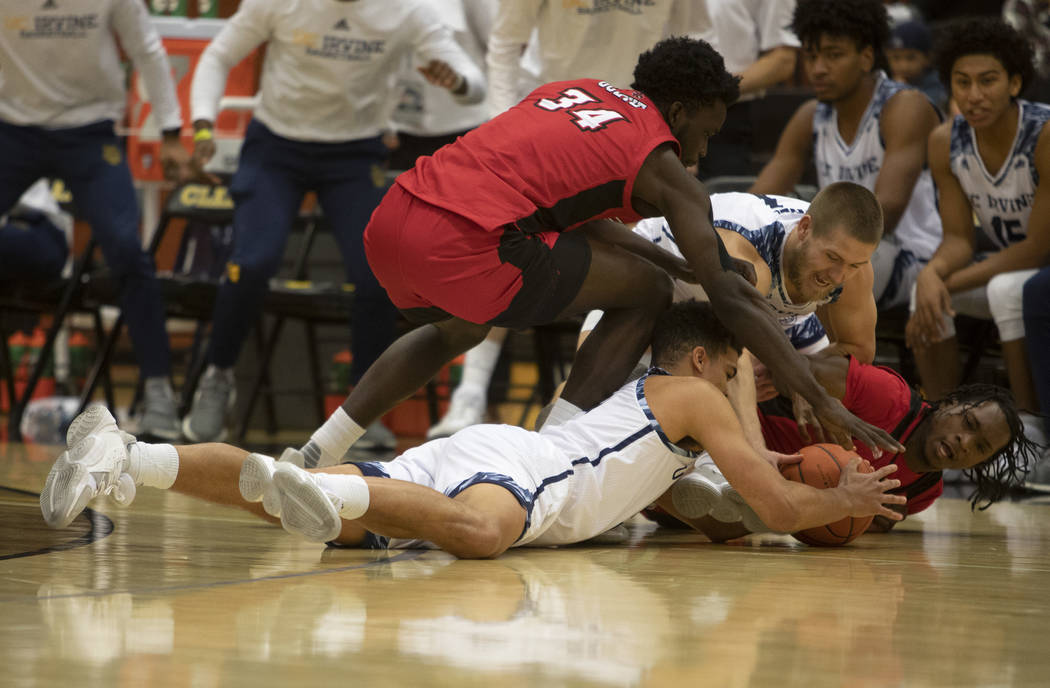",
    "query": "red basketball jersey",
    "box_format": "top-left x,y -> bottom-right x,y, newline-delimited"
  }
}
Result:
396,79 -> 679,232
759,358 -> 942,515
